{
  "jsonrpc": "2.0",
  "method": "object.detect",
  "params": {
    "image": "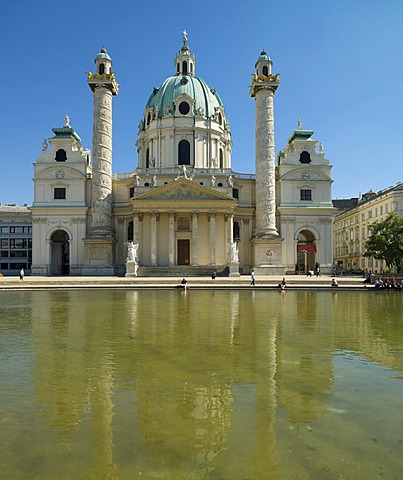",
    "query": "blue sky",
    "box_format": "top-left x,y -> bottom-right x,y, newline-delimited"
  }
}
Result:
1,0 -> 402,206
